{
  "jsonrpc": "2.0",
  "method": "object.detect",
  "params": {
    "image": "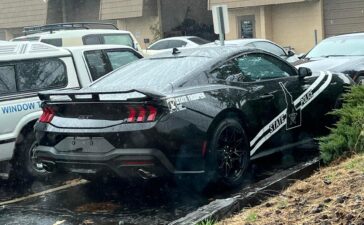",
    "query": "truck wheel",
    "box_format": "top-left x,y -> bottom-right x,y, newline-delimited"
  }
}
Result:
12,132 -> 50,181
208,118 -> 250,188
